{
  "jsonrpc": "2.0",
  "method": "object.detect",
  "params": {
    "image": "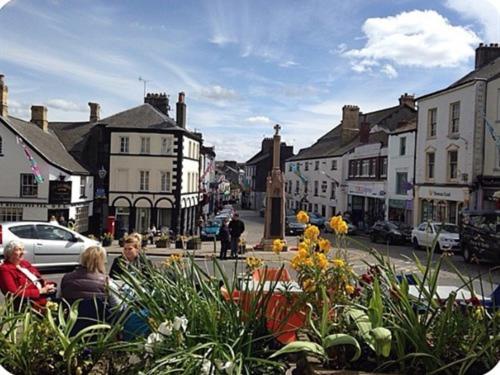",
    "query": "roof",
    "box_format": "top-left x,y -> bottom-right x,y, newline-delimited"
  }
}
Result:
98,103 -> 181,130
50,121 -> 95,154
288,103 -> 416,161
391,120 -> 417,135
246,151 -> 270,165
1,115 -> 89,174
